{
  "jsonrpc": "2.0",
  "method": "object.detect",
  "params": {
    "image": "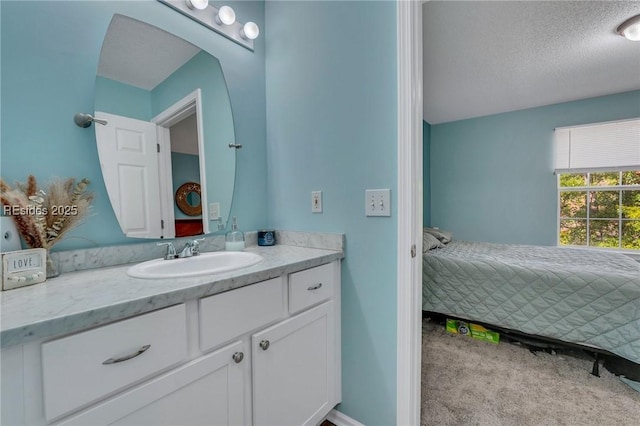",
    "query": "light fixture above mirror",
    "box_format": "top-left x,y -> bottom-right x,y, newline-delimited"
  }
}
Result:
158,0 -> 259,51
186,0 -> 208,11
617,14 -> 640,41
